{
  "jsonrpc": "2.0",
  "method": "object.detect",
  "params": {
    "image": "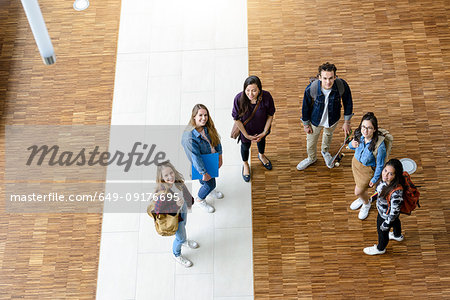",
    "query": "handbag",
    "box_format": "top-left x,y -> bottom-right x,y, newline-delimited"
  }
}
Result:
230,97 -> 262,139
147,202 -> 180,236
